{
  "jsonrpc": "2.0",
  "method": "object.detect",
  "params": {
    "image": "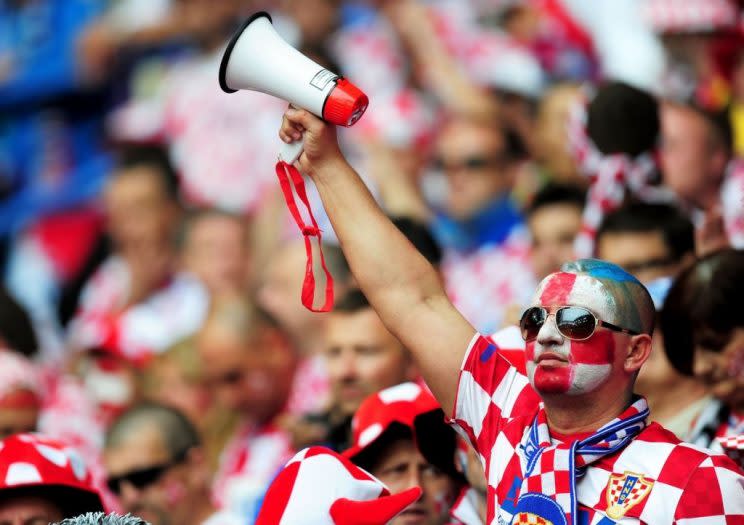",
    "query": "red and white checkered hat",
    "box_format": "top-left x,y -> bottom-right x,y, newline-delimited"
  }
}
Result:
0,433 -> 104,515
343,383 -> 462,481
255,446 -> 421,525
